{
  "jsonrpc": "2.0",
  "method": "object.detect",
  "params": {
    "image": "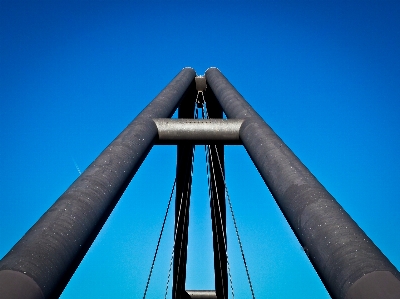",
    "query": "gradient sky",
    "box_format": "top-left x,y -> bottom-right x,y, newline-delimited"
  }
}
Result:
1,1 -> 400,298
